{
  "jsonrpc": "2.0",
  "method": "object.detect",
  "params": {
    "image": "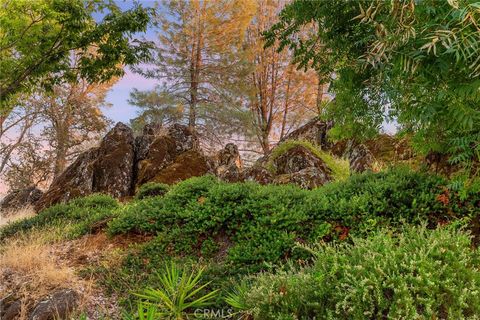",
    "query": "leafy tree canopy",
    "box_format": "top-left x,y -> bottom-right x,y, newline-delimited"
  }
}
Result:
265,0 -> 480,164
0,0 -> 153,112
